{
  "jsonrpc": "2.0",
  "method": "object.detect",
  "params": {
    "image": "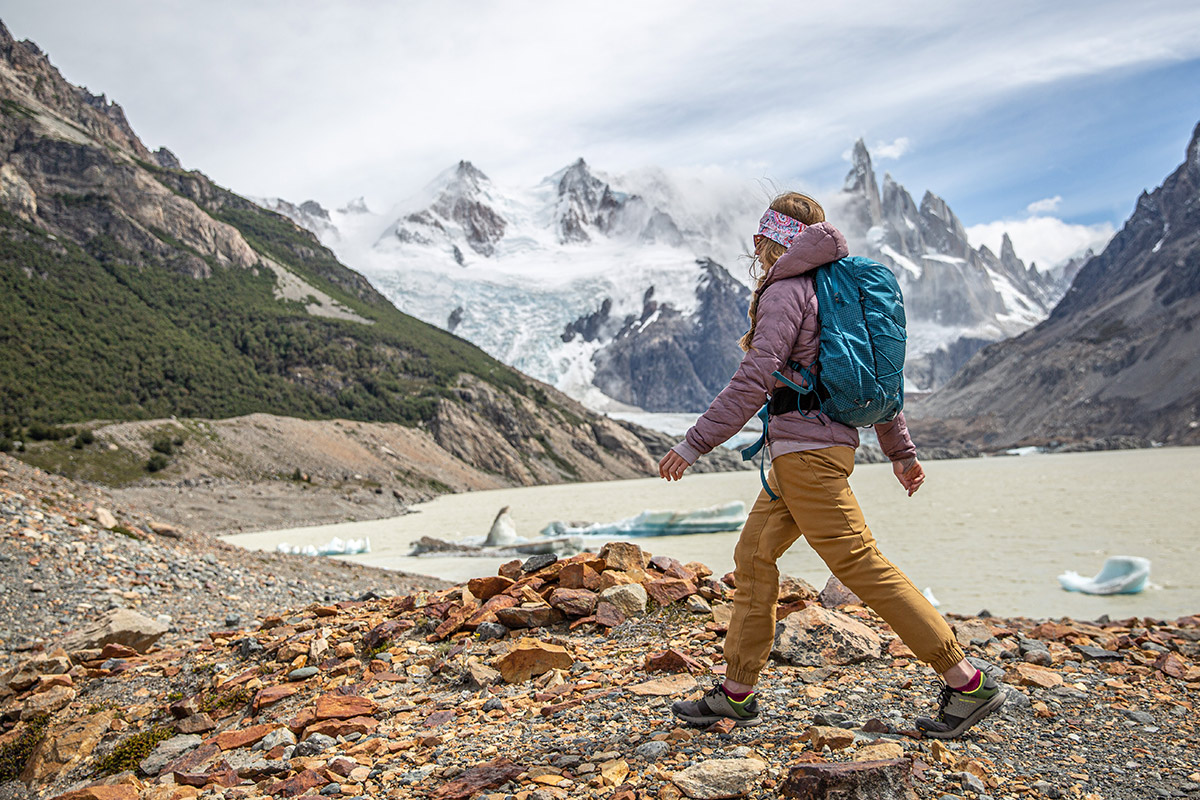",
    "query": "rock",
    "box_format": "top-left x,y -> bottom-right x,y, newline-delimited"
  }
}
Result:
558,563 -> 602,591
1154,651 -> 1188,678
599,583 -> 649,618
548,588 -> 598,617
649,555 -> 696,580
139,734 -> 202,776
21,710 -> 115,784
49,787 -> 139,800
805,725 -> 855,751
363,618 -> 413,650
176,713 -> 216,734
259,727 -> 296,751
293,732 -> 335,757
644,648 -> 704,674
304,715 -> 378,738
475,621 -> 508,641
498,559 -> 524,580
93,507 -> 118,529
466,658 -> 501,688
495,638 -> 574,683
266,768 -> 328,797
20,685 -> 75,719
60,608 -> 168,653
952,620 -> 994,647
254,684 -> 298,709
779,576 -> 820,602
1122,709 -> 1155,725
780,759 -> 917,799
635,740 -> 670,760
467,576 -> 514,600
1006,663 -> 1063,689
672,757 -> 767,799
599,541 -> 648,572
430,756 -> 523,800
773,605 -> 883,666
645,578 -> 698,606
686,595 -> 712,614
626,673 -> 699,696
852,741 -> 905,761
213,723 -> 275,750
1071,645 -> 1123,662
600,758 -> 631,786
817,576 -> 862,608
495,604 -> 559,629
522,553 -> 558,573
314,693 -> 378,720
595,601 -> 627,628
288,666 -> 319,681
